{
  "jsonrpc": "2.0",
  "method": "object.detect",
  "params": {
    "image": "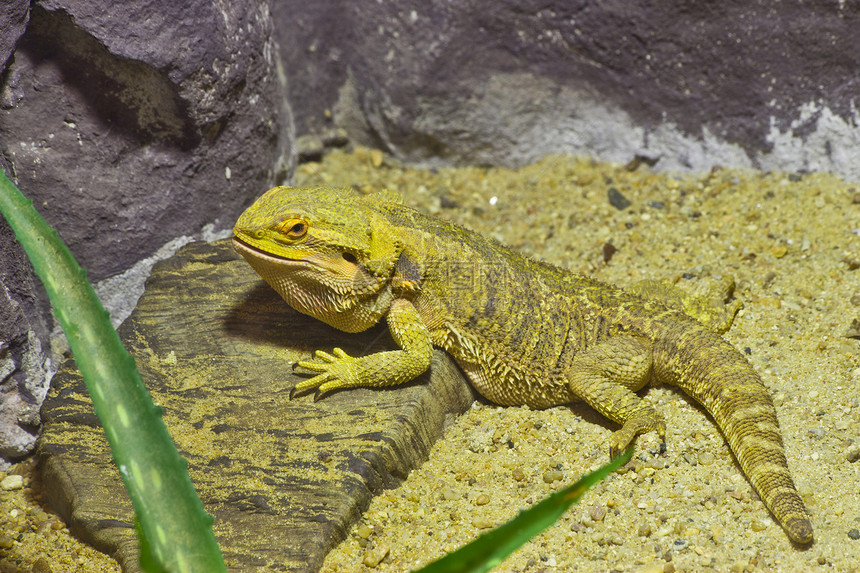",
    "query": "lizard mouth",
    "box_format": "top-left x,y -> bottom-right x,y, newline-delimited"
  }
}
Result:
232,236 -> 365,282
232,236 -> 307,265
